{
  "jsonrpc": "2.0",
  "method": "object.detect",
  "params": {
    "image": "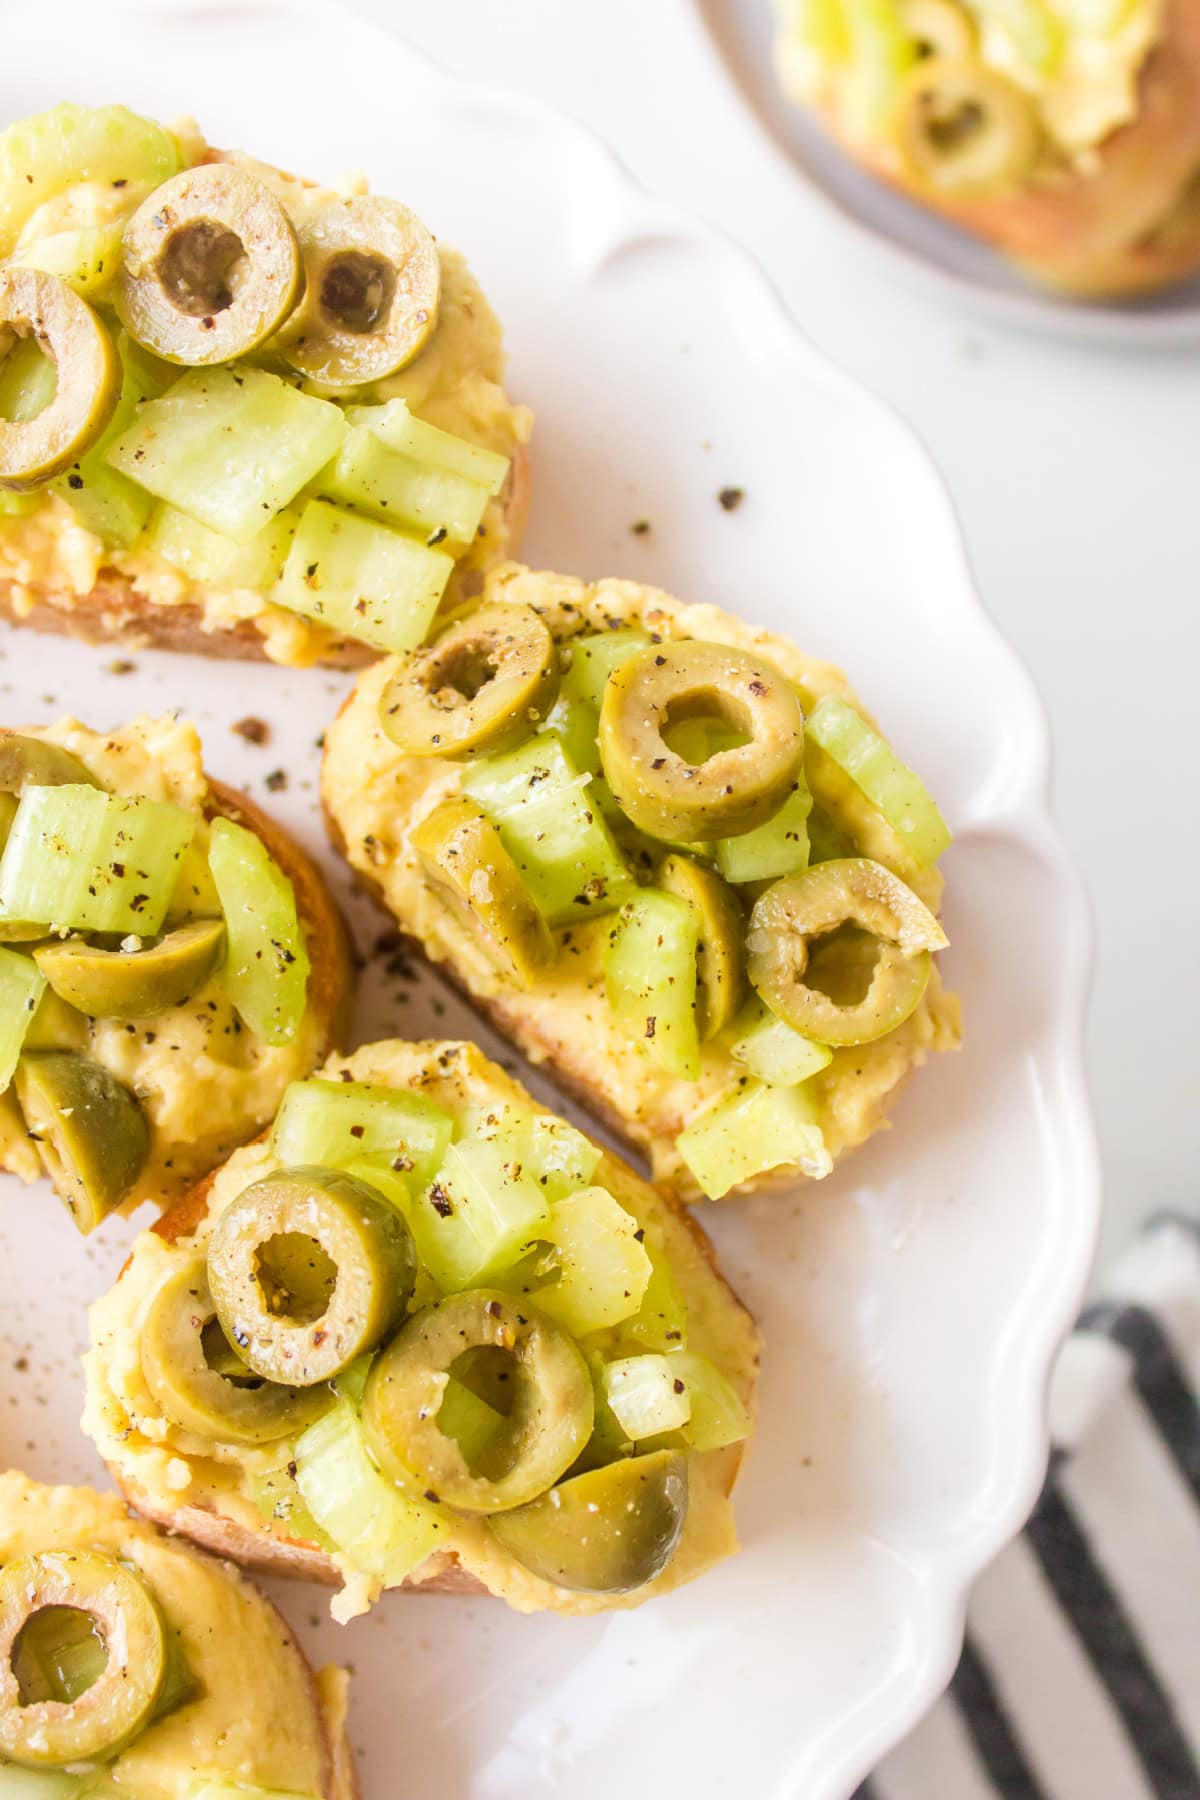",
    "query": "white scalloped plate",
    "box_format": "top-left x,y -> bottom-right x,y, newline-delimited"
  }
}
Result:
0,4 -> 1100,1797
695,0 -> 1200,347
